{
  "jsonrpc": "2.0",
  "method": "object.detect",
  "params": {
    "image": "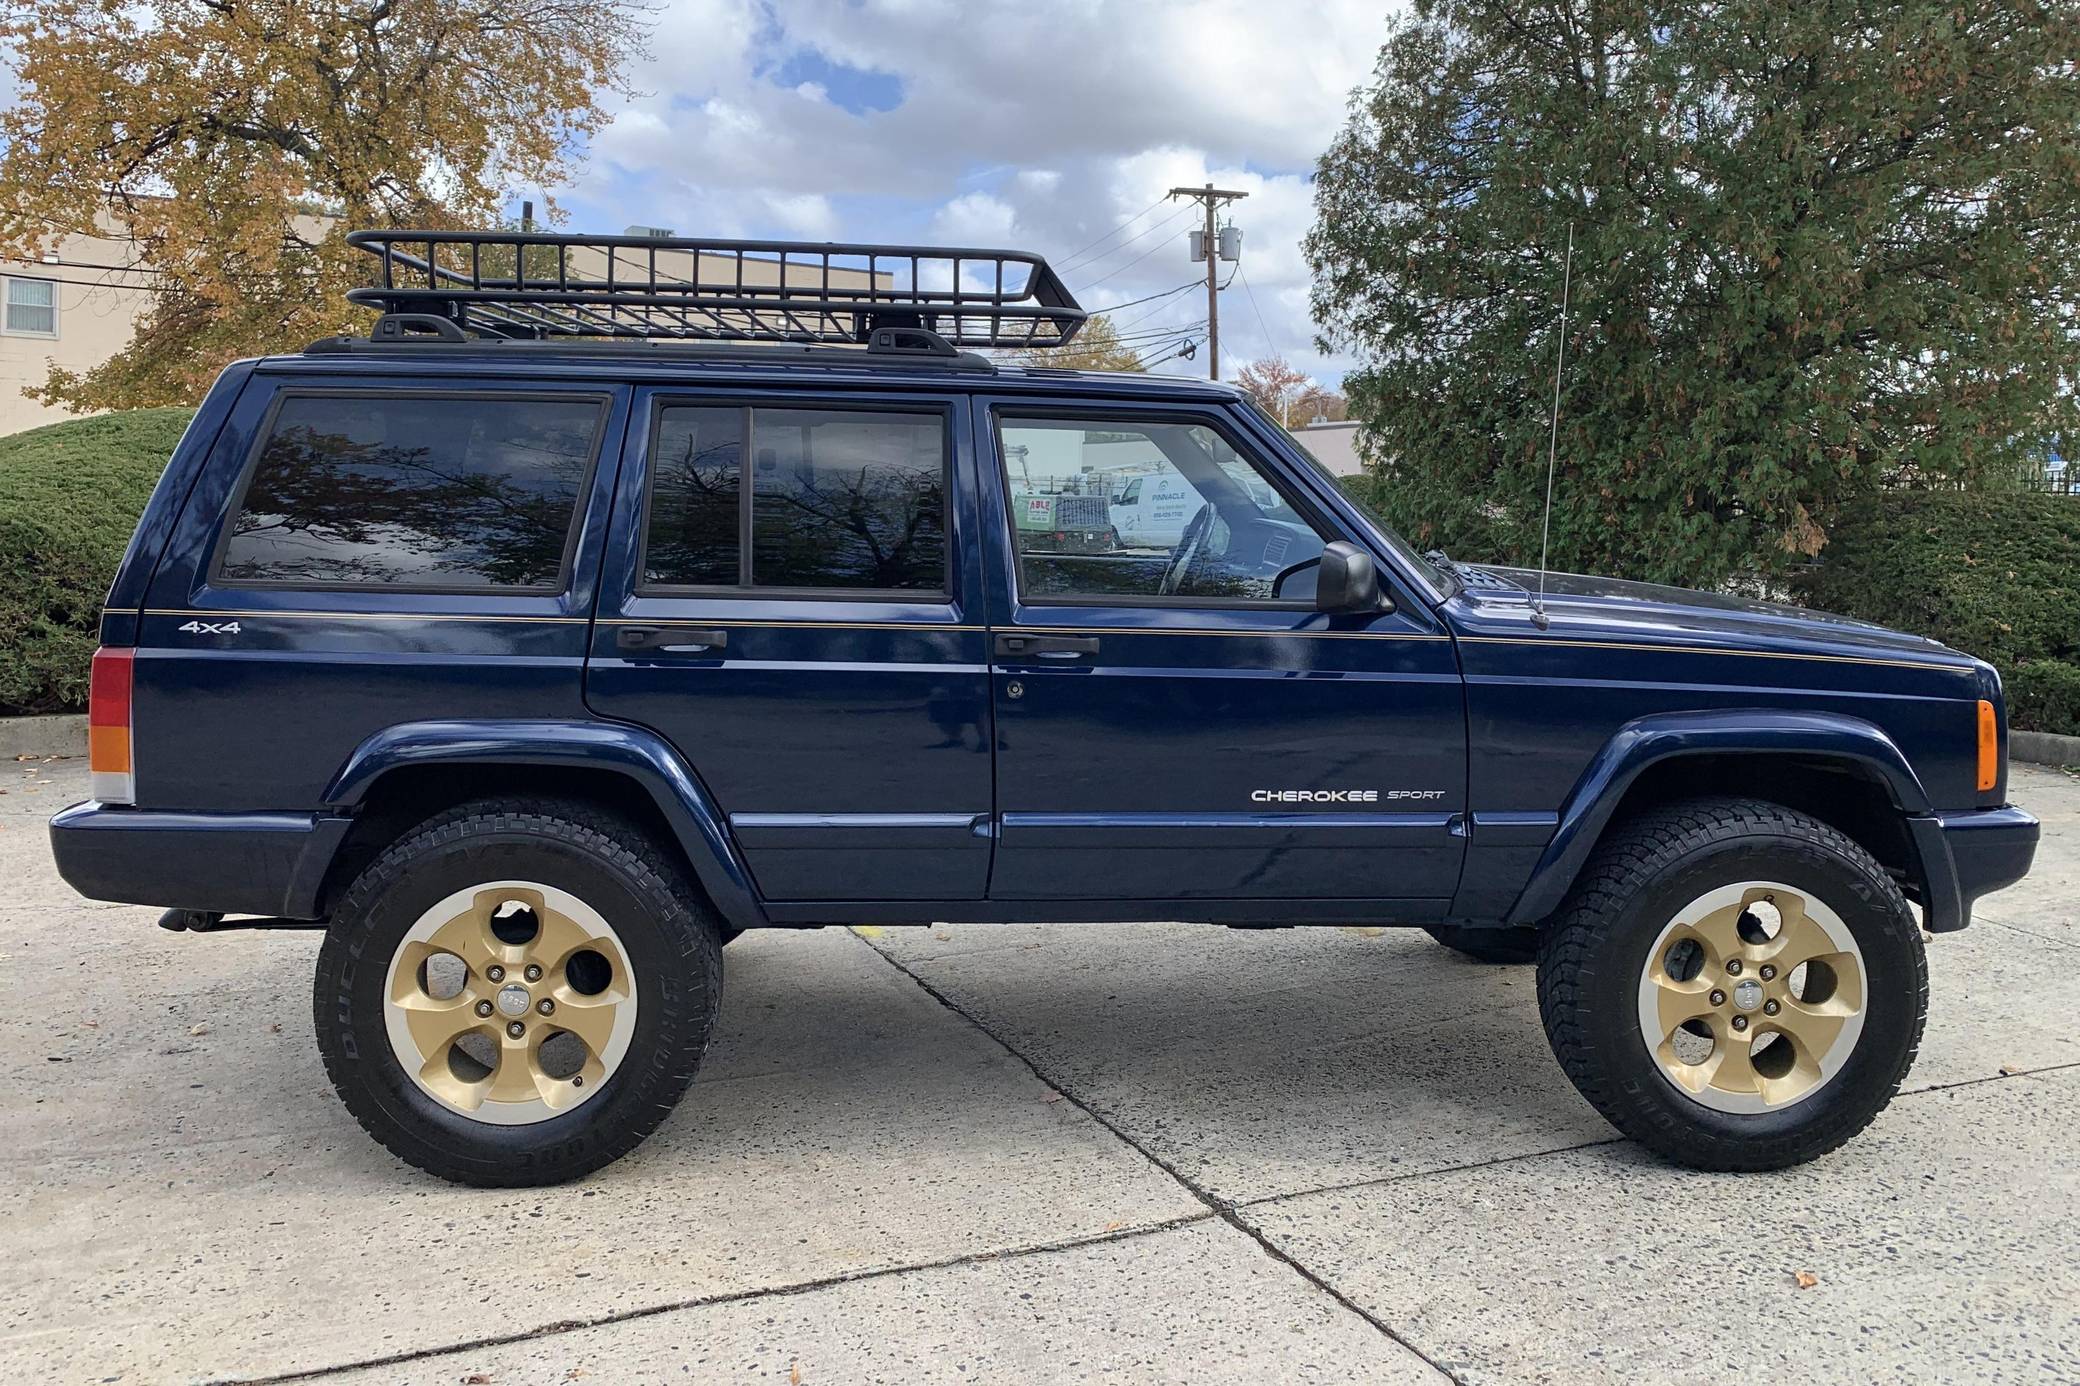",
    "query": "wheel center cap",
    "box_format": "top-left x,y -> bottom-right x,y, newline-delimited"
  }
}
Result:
1732,978 -> 1765,1013
496,983 -> 532,1017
